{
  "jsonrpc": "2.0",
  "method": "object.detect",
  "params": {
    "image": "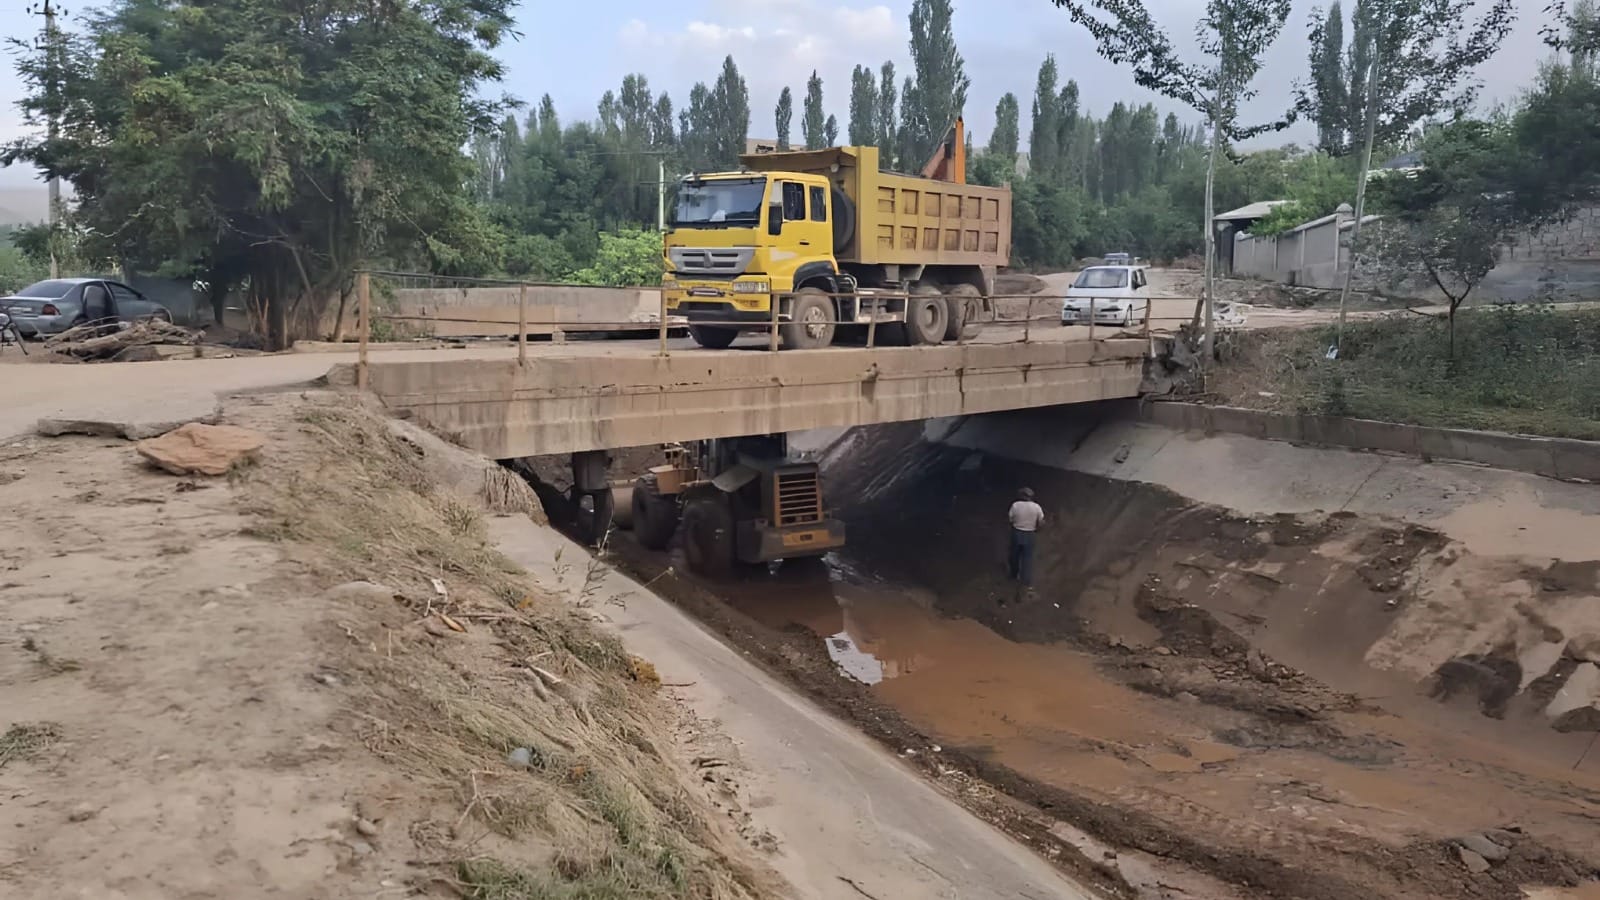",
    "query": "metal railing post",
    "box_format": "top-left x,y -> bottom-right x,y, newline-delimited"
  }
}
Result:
657,286 -> 668,356
1088,298 -> 1096,343
357,271 -> 370,391
1024,295 -> 1036,343
768,293 -> 780,352
866,300 -> 878,348
517,282 -> 527,367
